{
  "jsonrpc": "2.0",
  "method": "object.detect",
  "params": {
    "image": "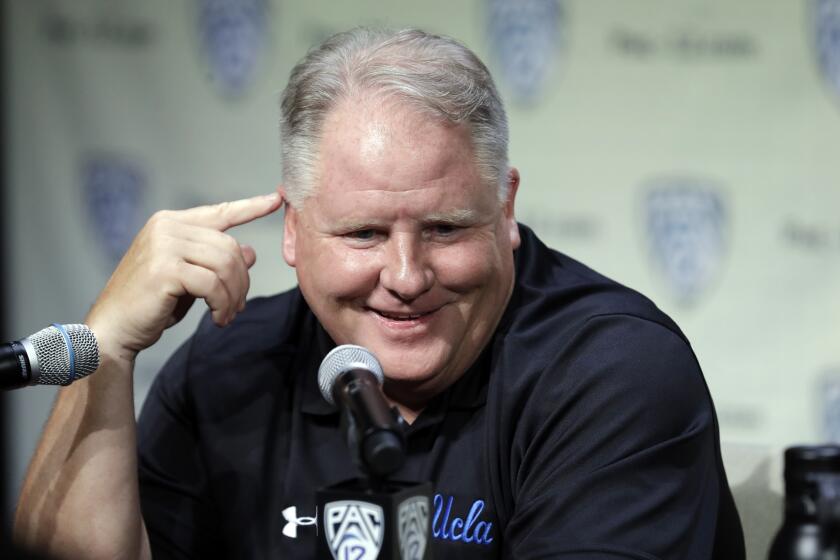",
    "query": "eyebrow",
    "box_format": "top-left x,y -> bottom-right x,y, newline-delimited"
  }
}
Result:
330,217 -> 389,231
423,208 -> 480,224
330,208 -> 481,231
